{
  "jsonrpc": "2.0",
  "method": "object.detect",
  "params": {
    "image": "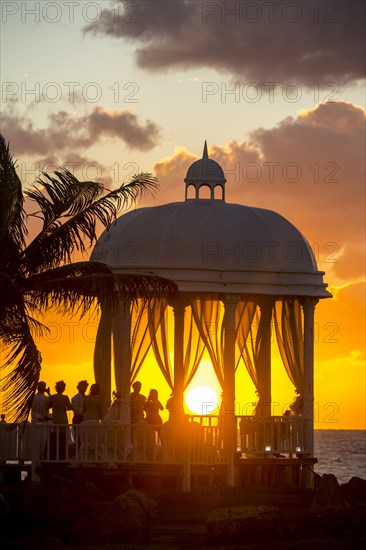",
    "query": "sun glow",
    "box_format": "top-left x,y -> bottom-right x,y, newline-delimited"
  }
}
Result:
185,386 -> 219,415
